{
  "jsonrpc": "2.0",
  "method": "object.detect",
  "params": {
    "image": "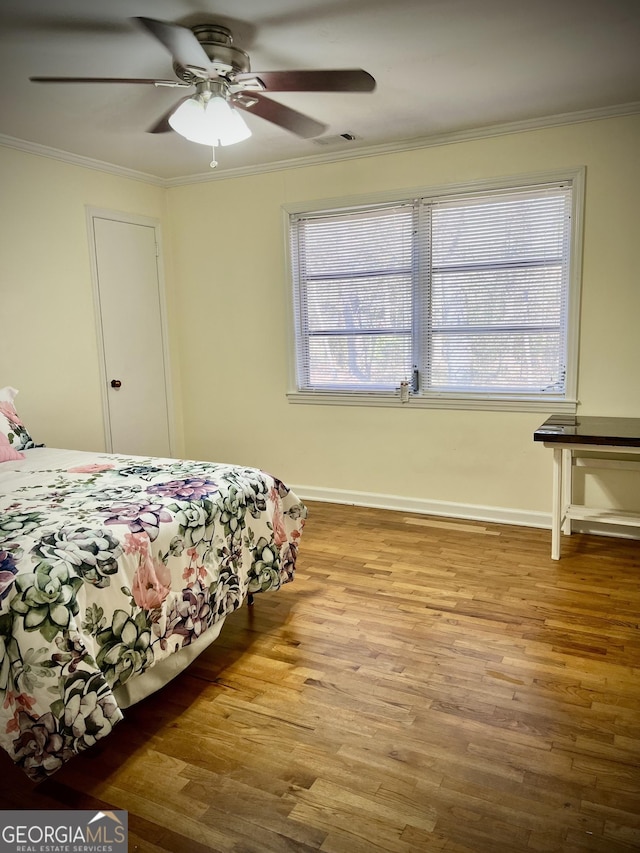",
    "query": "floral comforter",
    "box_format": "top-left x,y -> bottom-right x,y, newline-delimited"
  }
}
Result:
0,448 -> 306,780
